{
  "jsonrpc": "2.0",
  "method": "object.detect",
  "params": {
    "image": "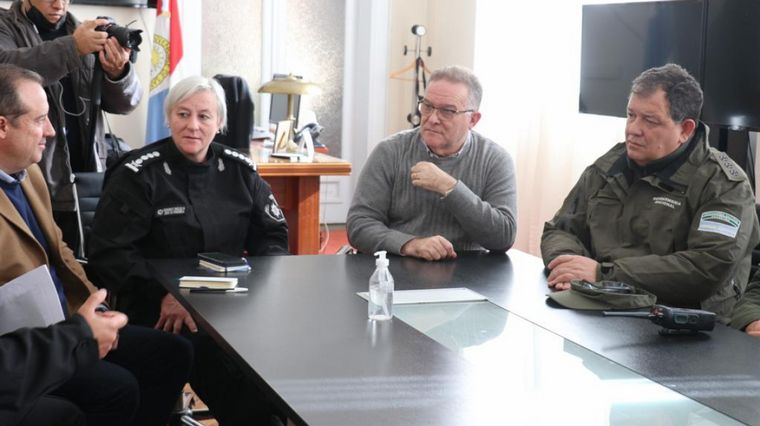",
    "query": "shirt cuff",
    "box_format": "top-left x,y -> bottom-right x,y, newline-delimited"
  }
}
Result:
440,180 -> 459,199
